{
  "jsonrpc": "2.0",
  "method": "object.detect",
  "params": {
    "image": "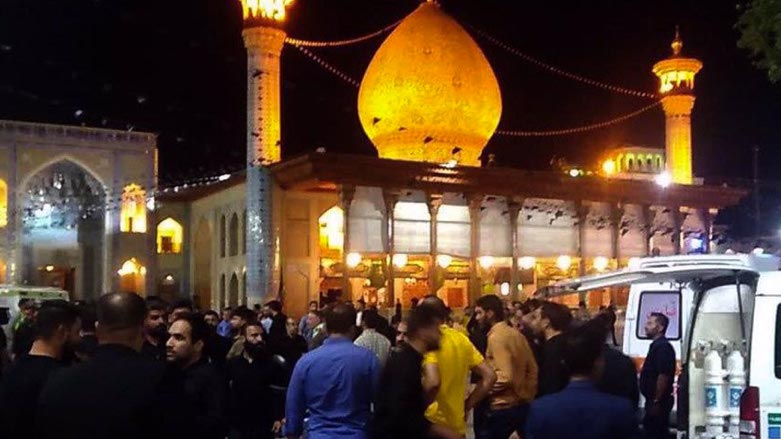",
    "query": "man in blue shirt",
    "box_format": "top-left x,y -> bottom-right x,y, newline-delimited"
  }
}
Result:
526,320 -> 636,439
216,307 -> 233,338
285,303 -> 380,439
